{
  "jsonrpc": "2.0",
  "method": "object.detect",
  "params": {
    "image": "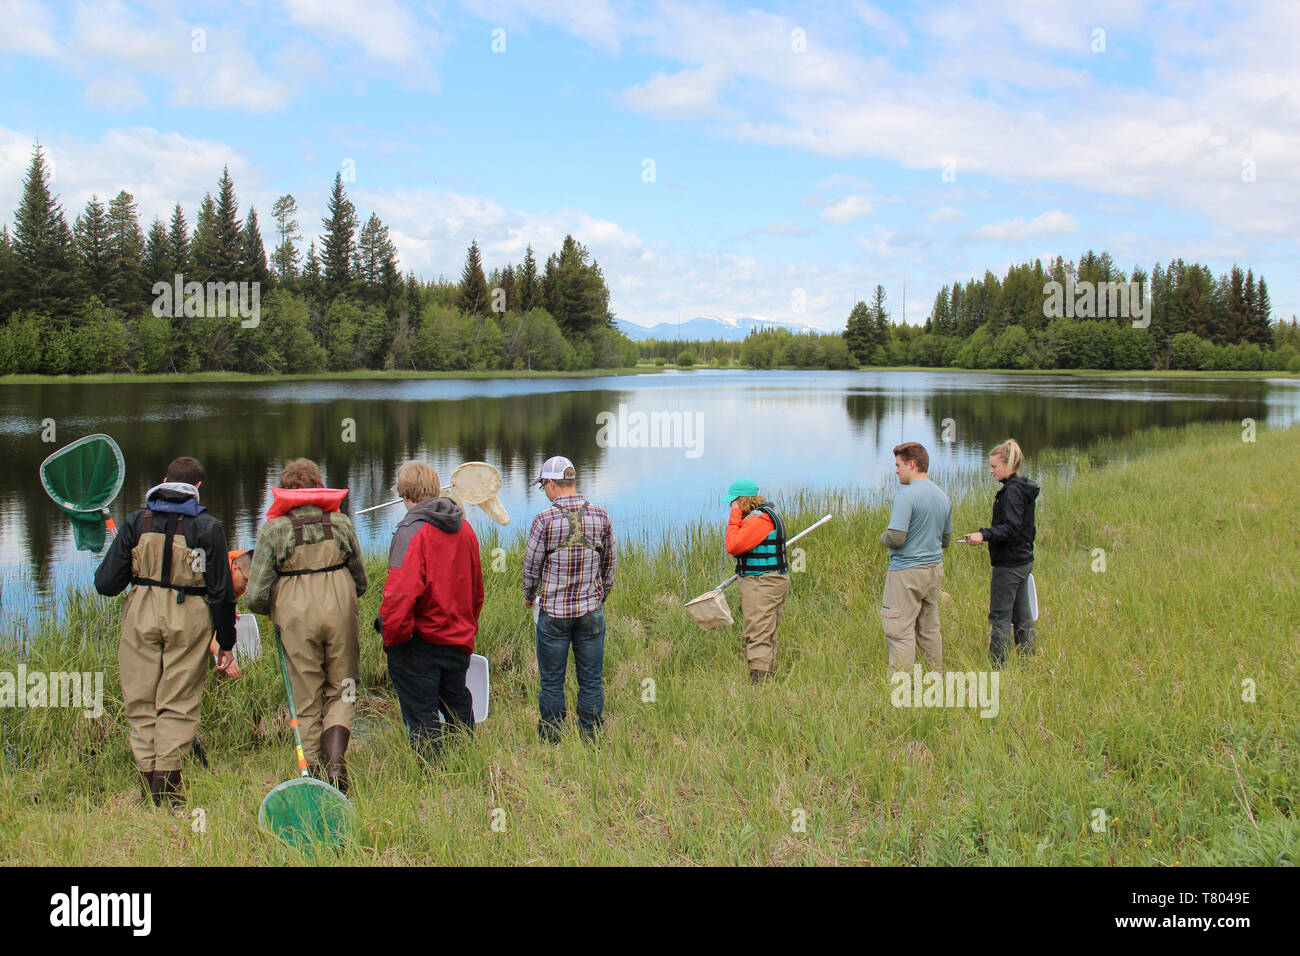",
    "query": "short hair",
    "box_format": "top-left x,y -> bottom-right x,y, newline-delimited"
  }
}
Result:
231,551 -> 252,573
165,456 -> 204,484
555,466 -> 576,488
396,461 -> 441,503
991,439 -> 1024,473
892,441 -> 929,474
280,458 -> 324,489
